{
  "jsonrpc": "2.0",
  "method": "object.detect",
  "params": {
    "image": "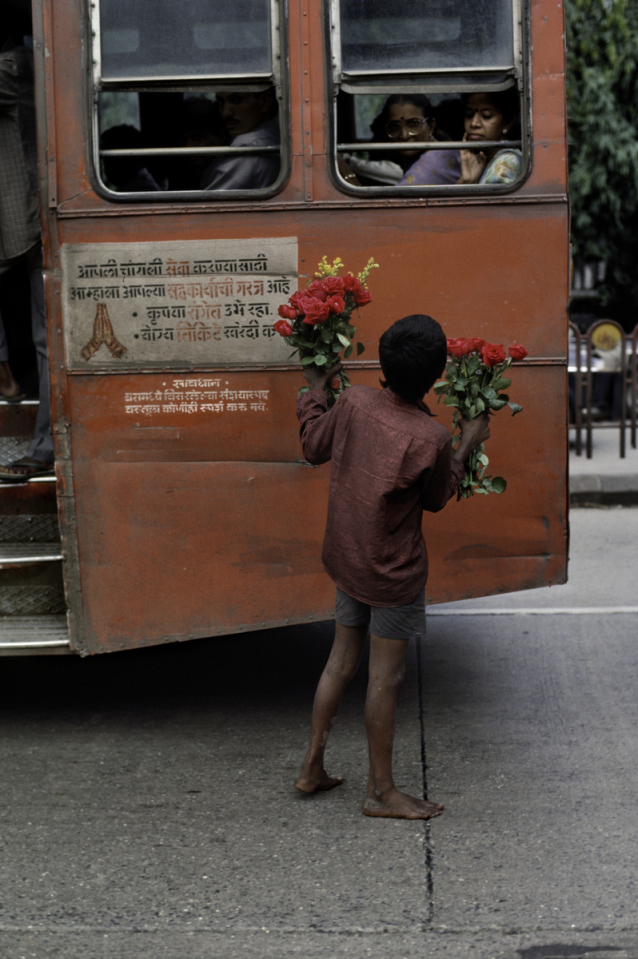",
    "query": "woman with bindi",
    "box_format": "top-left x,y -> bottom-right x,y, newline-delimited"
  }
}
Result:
457,90 -> 522,185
